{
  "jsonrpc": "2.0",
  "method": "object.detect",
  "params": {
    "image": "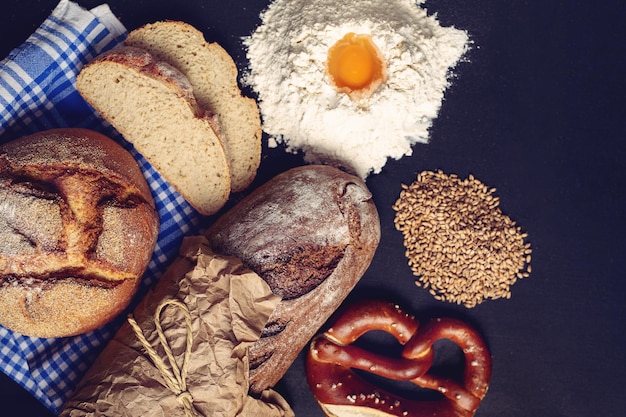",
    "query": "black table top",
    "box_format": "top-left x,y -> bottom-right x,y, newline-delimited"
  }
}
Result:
1,1 -> 625,416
